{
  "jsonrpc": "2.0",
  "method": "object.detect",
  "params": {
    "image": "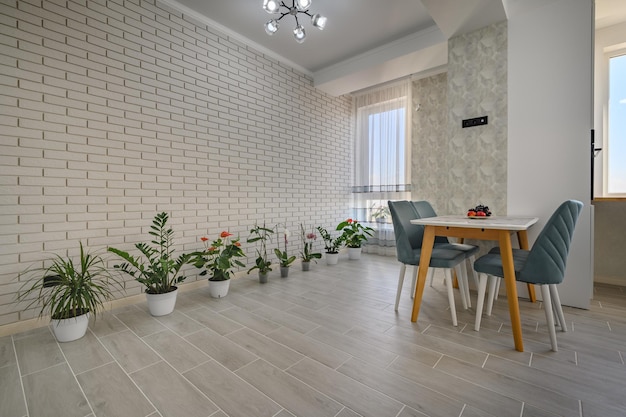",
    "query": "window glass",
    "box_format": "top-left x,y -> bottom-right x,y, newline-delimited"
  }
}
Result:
607,53 -> 626,194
